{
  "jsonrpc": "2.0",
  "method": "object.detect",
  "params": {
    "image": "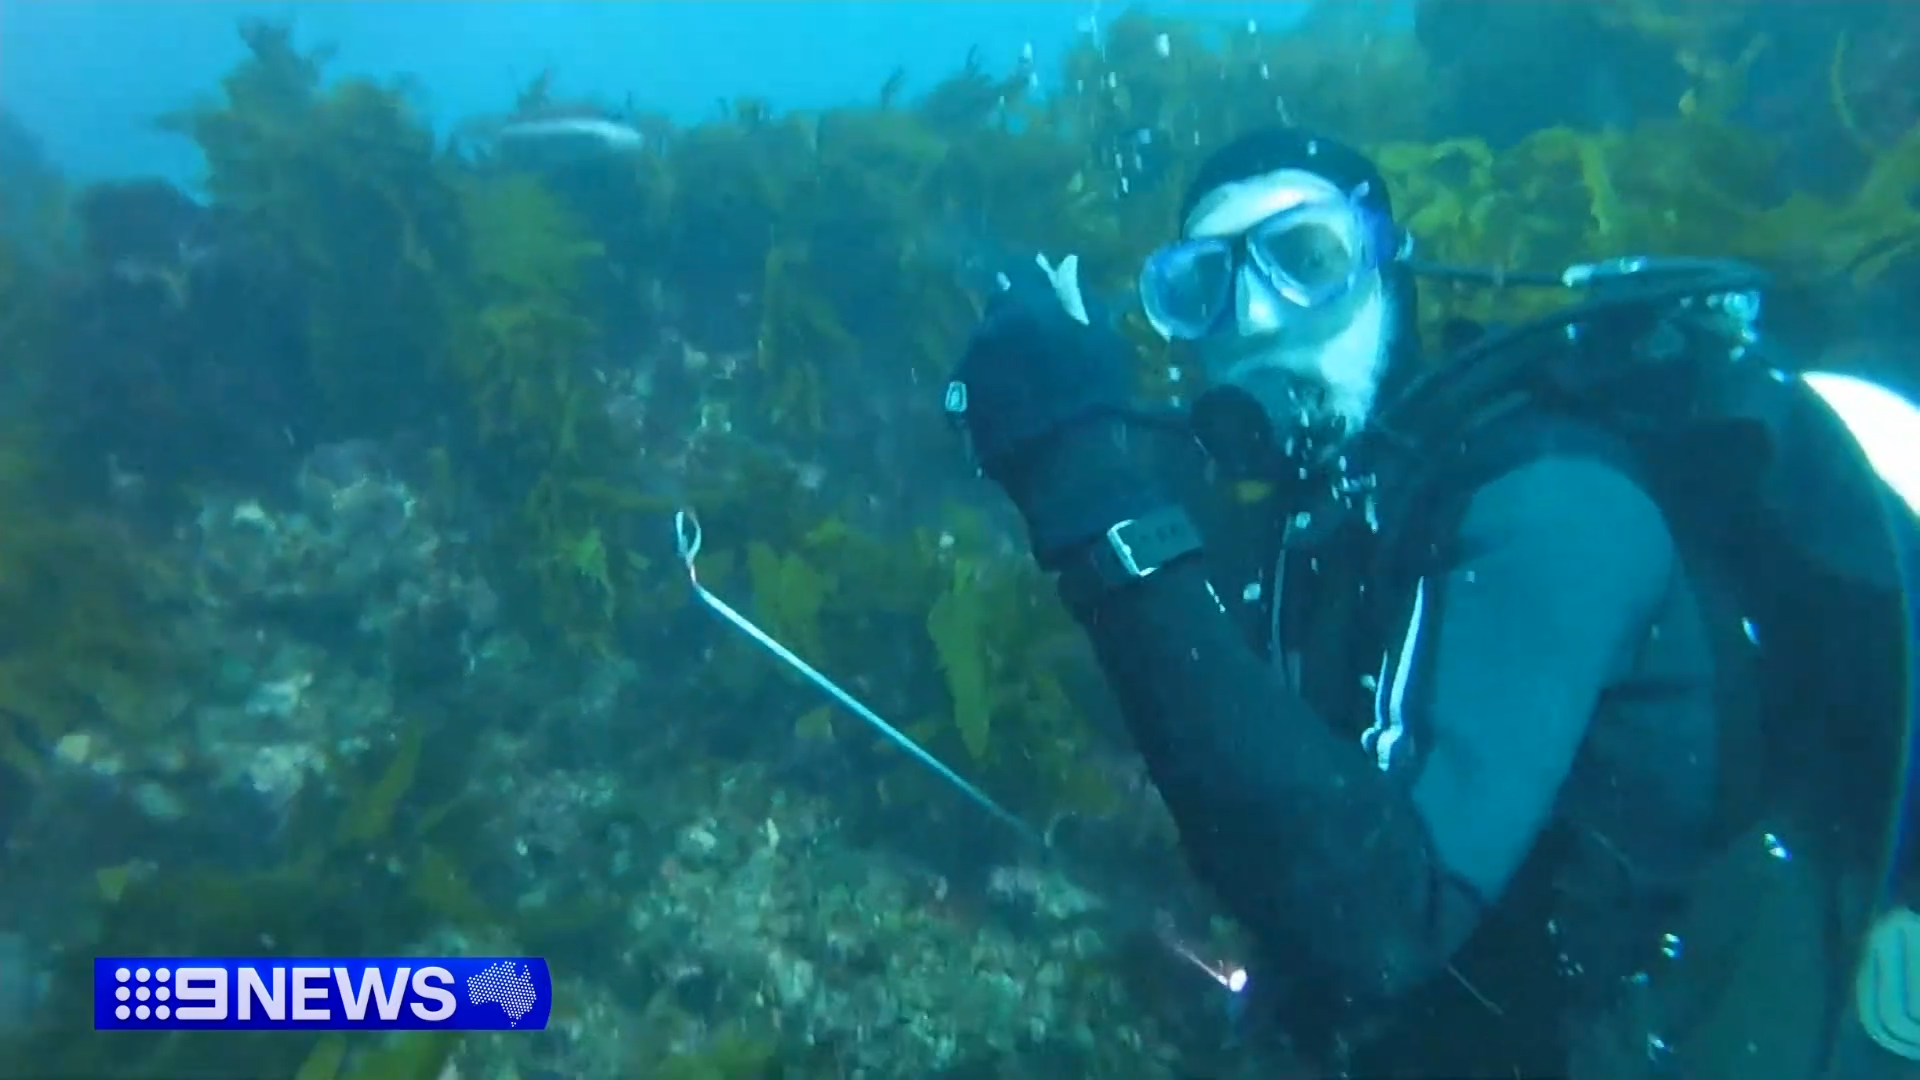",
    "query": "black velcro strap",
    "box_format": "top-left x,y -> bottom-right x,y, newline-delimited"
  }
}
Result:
1056,505 -> 1202,612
